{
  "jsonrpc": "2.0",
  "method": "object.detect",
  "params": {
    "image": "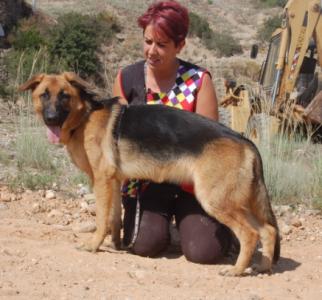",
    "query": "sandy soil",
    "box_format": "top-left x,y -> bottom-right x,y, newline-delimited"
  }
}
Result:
1,185 -> 322,300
